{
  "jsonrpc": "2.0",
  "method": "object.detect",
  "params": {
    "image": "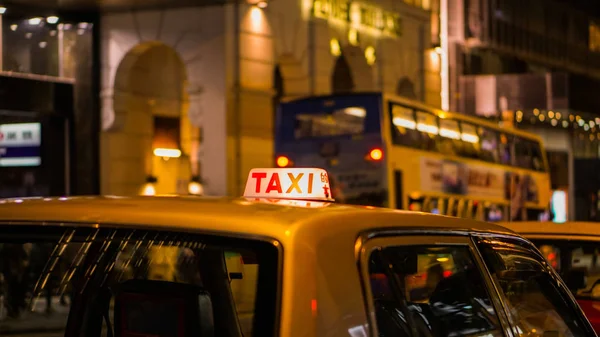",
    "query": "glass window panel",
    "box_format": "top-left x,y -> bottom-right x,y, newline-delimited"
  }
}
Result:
477,238 -> 591,336
368,244 -> 503,337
